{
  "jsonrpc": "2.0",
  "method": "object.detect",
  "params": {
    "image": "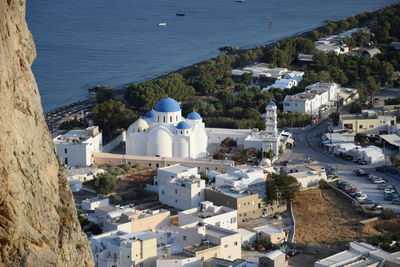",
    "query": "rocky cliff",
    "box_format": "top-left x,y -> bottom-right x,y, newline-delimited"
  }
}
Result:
0,1 -> 94,266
